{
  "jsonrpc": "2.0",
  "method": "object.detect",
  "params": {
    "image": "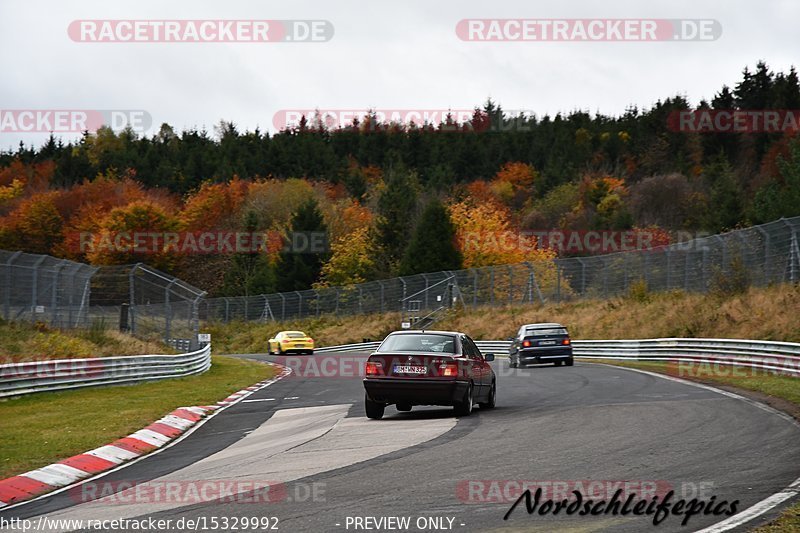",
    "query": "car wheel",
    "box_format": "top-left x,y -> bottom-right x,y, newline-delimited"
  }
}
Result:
454,384 -> 473,416
308,350 -> 314,355
365,395 -> 385,420
479,381 -> 496,409
396,403 -> 412,412
555,361 -> 563,367
267,345 -> 273,355
278,345 -> 284,355
565,357 -> 574,366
